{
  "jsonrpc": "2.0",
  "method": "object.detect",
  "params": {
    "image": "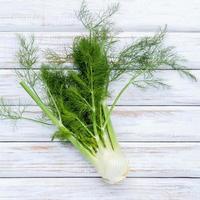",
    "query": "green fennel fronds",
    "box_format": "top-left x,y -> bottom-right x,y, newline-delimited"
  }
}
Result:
0,2 -> 197,184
